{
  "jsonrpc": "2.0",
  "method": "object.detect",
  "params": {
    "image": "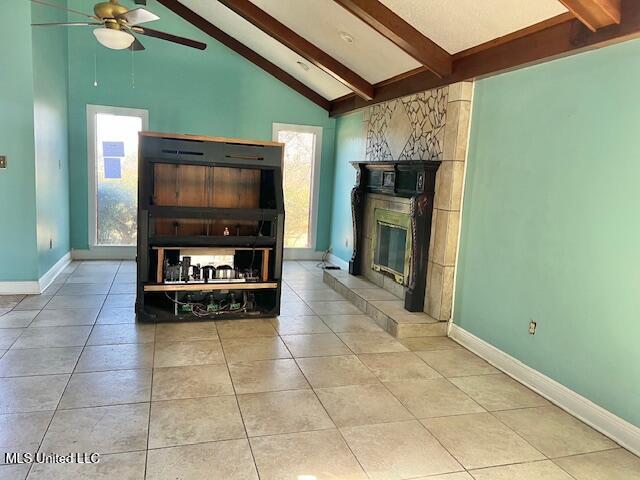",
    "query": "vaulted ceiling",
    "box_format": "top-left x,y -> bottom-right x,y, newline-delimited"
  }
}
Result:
156,0 -> 639,115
